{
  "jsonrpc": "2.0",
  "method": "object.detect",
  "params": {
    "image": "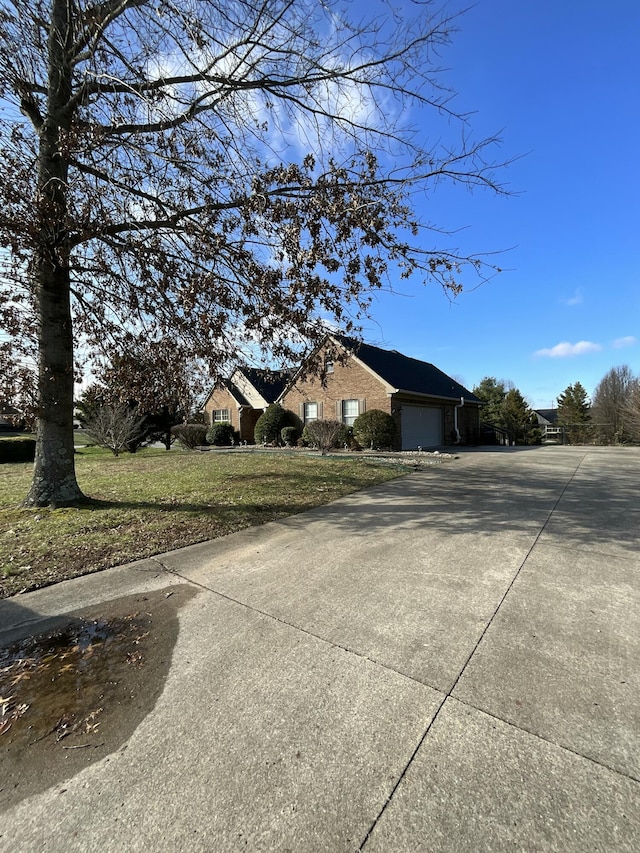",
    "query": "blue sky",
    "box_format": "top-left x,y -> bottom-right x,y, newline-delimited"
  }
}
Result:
356,0 -> 640,409
3,0 -> 636,411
